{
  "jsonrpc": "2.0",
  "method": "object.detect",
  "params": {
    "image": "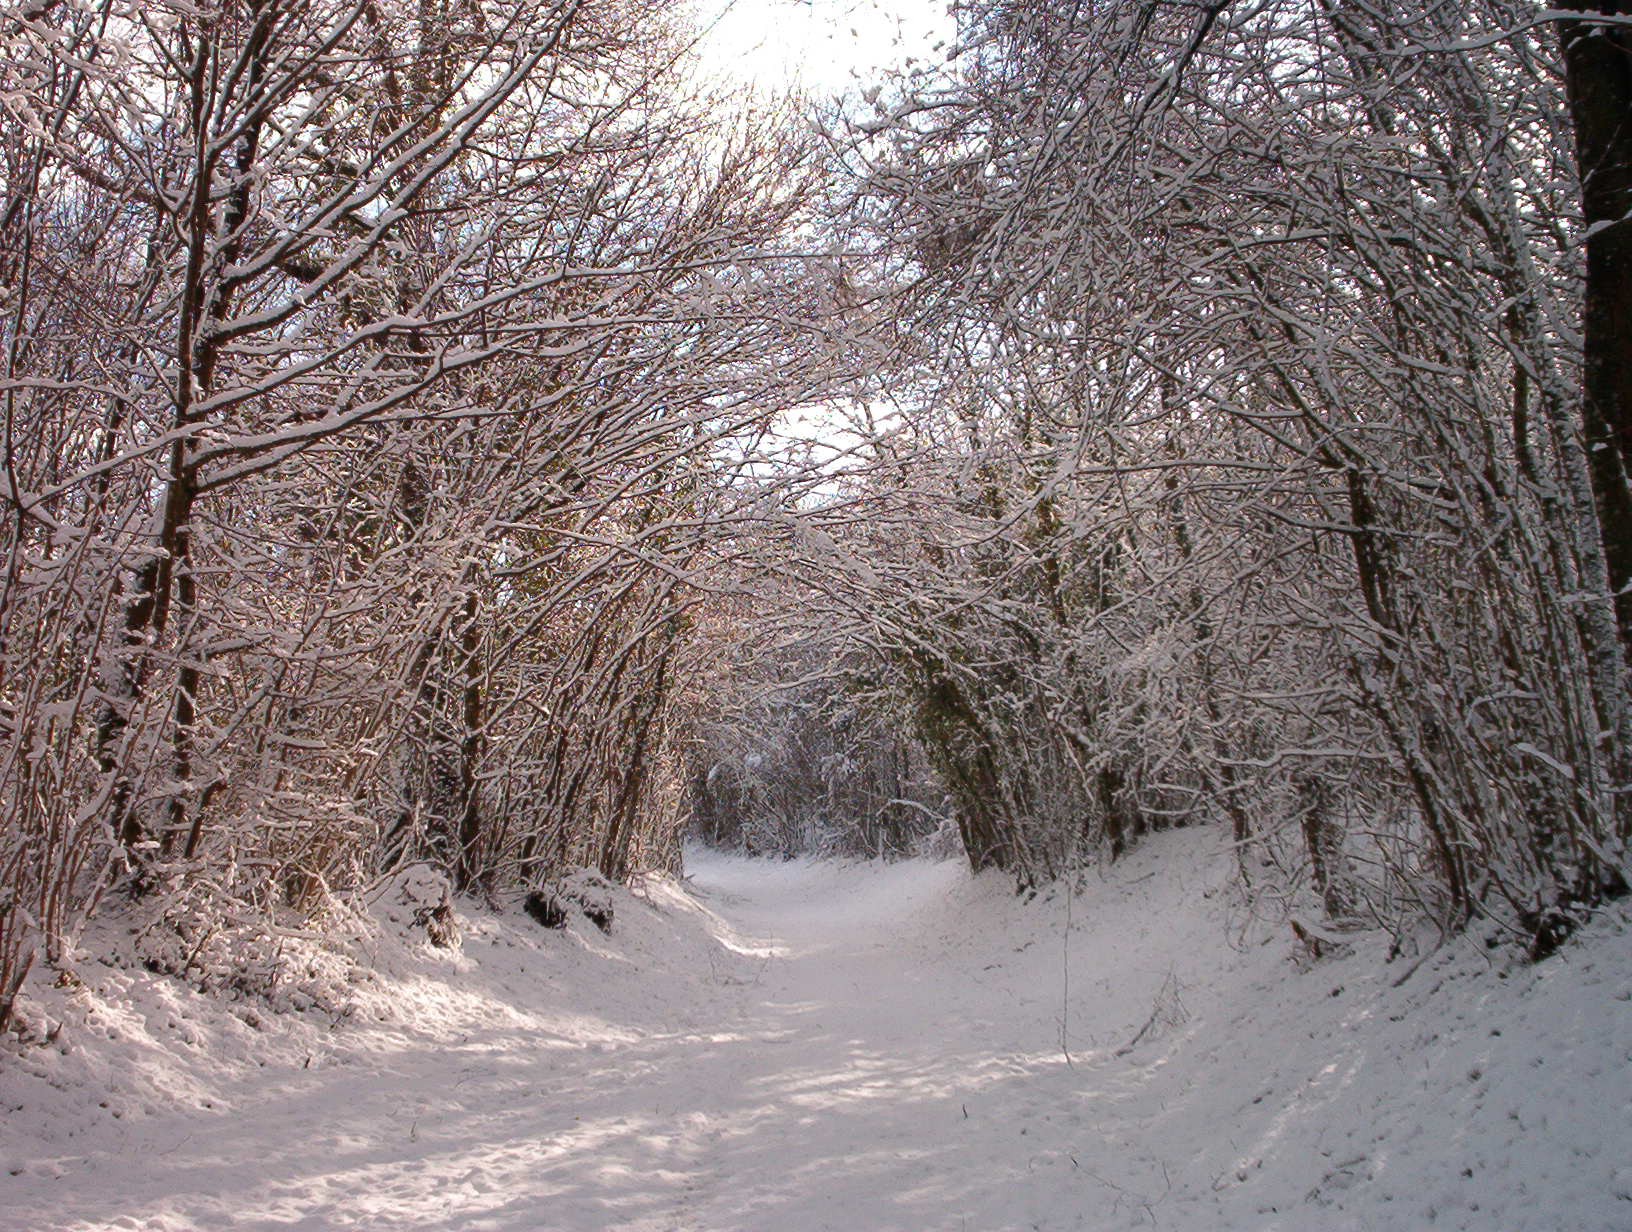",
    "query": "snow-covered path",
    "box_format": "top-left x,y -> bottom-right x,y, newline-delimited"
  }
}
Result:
607,854 -> 1157,1232
5,834 -> 1630,1231
7,850 -> 1161,1232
